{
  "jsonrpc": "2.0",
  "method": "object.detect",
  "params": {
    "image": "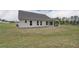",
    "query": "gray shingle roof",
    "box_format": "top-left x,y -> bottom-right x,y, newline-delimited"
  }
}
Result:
18,10 -> 50,21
